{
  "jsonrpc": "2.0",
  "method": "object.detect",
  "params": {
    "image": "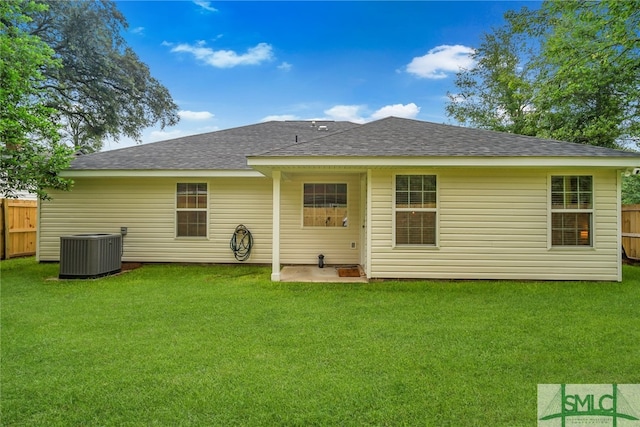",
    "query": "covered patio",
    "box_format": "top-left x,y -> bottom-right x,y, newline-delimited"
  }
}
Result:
279,265 -> 368,283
